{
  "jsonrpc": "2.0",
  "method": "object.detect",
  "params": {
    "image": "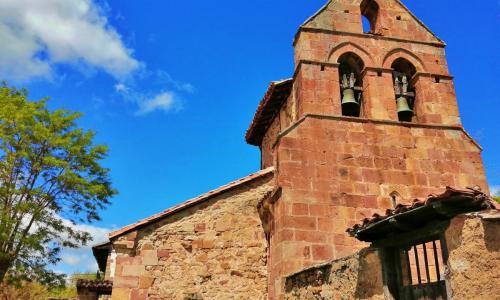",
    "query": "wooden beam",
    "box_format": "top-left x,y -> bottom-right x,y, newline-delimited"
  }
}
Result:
372,221 -> 449,248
